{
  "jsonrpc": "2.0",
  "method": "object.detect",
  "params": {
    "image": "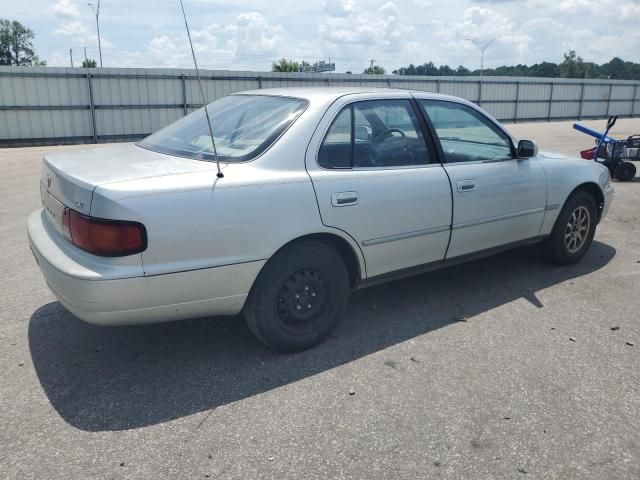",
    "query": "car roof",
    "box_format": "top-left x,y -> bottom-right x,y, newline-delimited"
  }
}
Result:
231,86 -> 461,103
